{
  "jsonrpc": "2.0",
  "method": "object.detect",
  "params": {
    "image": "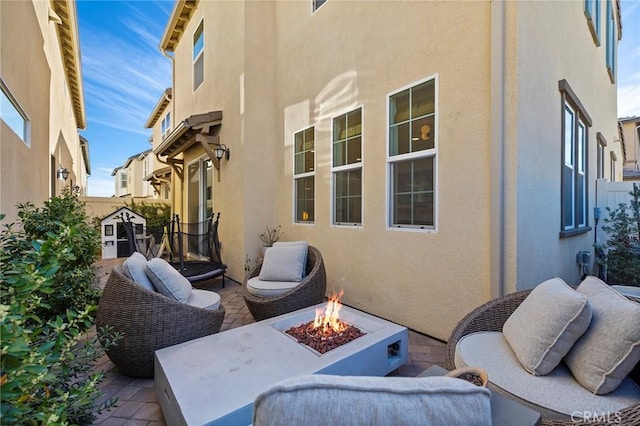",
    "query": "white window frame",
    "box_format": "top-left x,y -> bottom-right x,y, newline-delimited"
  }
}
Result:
610,152 -> 616,182
312,0 -> 327,13
584,0 -> 601,46
596,132 -> 606,179
293,126 -> 315,225
0,77 -> 31,147
331,106 -> 363,227
386,74 -> 438,233
161,112 -> 171,140
193,20 -> 204,91
120,170 -> 128,189
559,80 -> 591,238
